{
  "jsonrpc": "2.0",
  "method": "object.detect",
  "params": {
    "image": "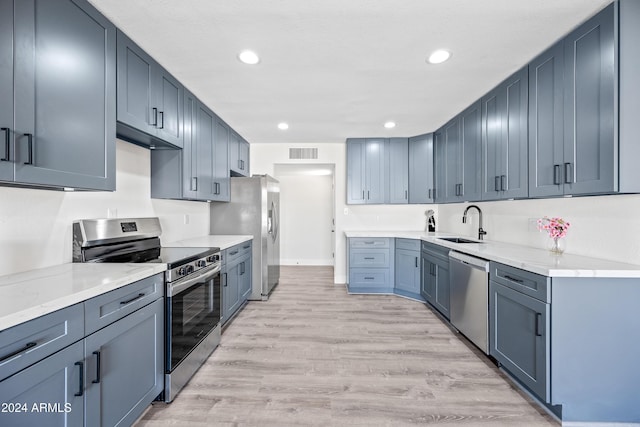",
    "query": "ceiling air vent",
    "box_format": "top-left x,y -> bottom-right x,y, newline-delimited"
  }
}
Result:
289,148 -> 318,160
